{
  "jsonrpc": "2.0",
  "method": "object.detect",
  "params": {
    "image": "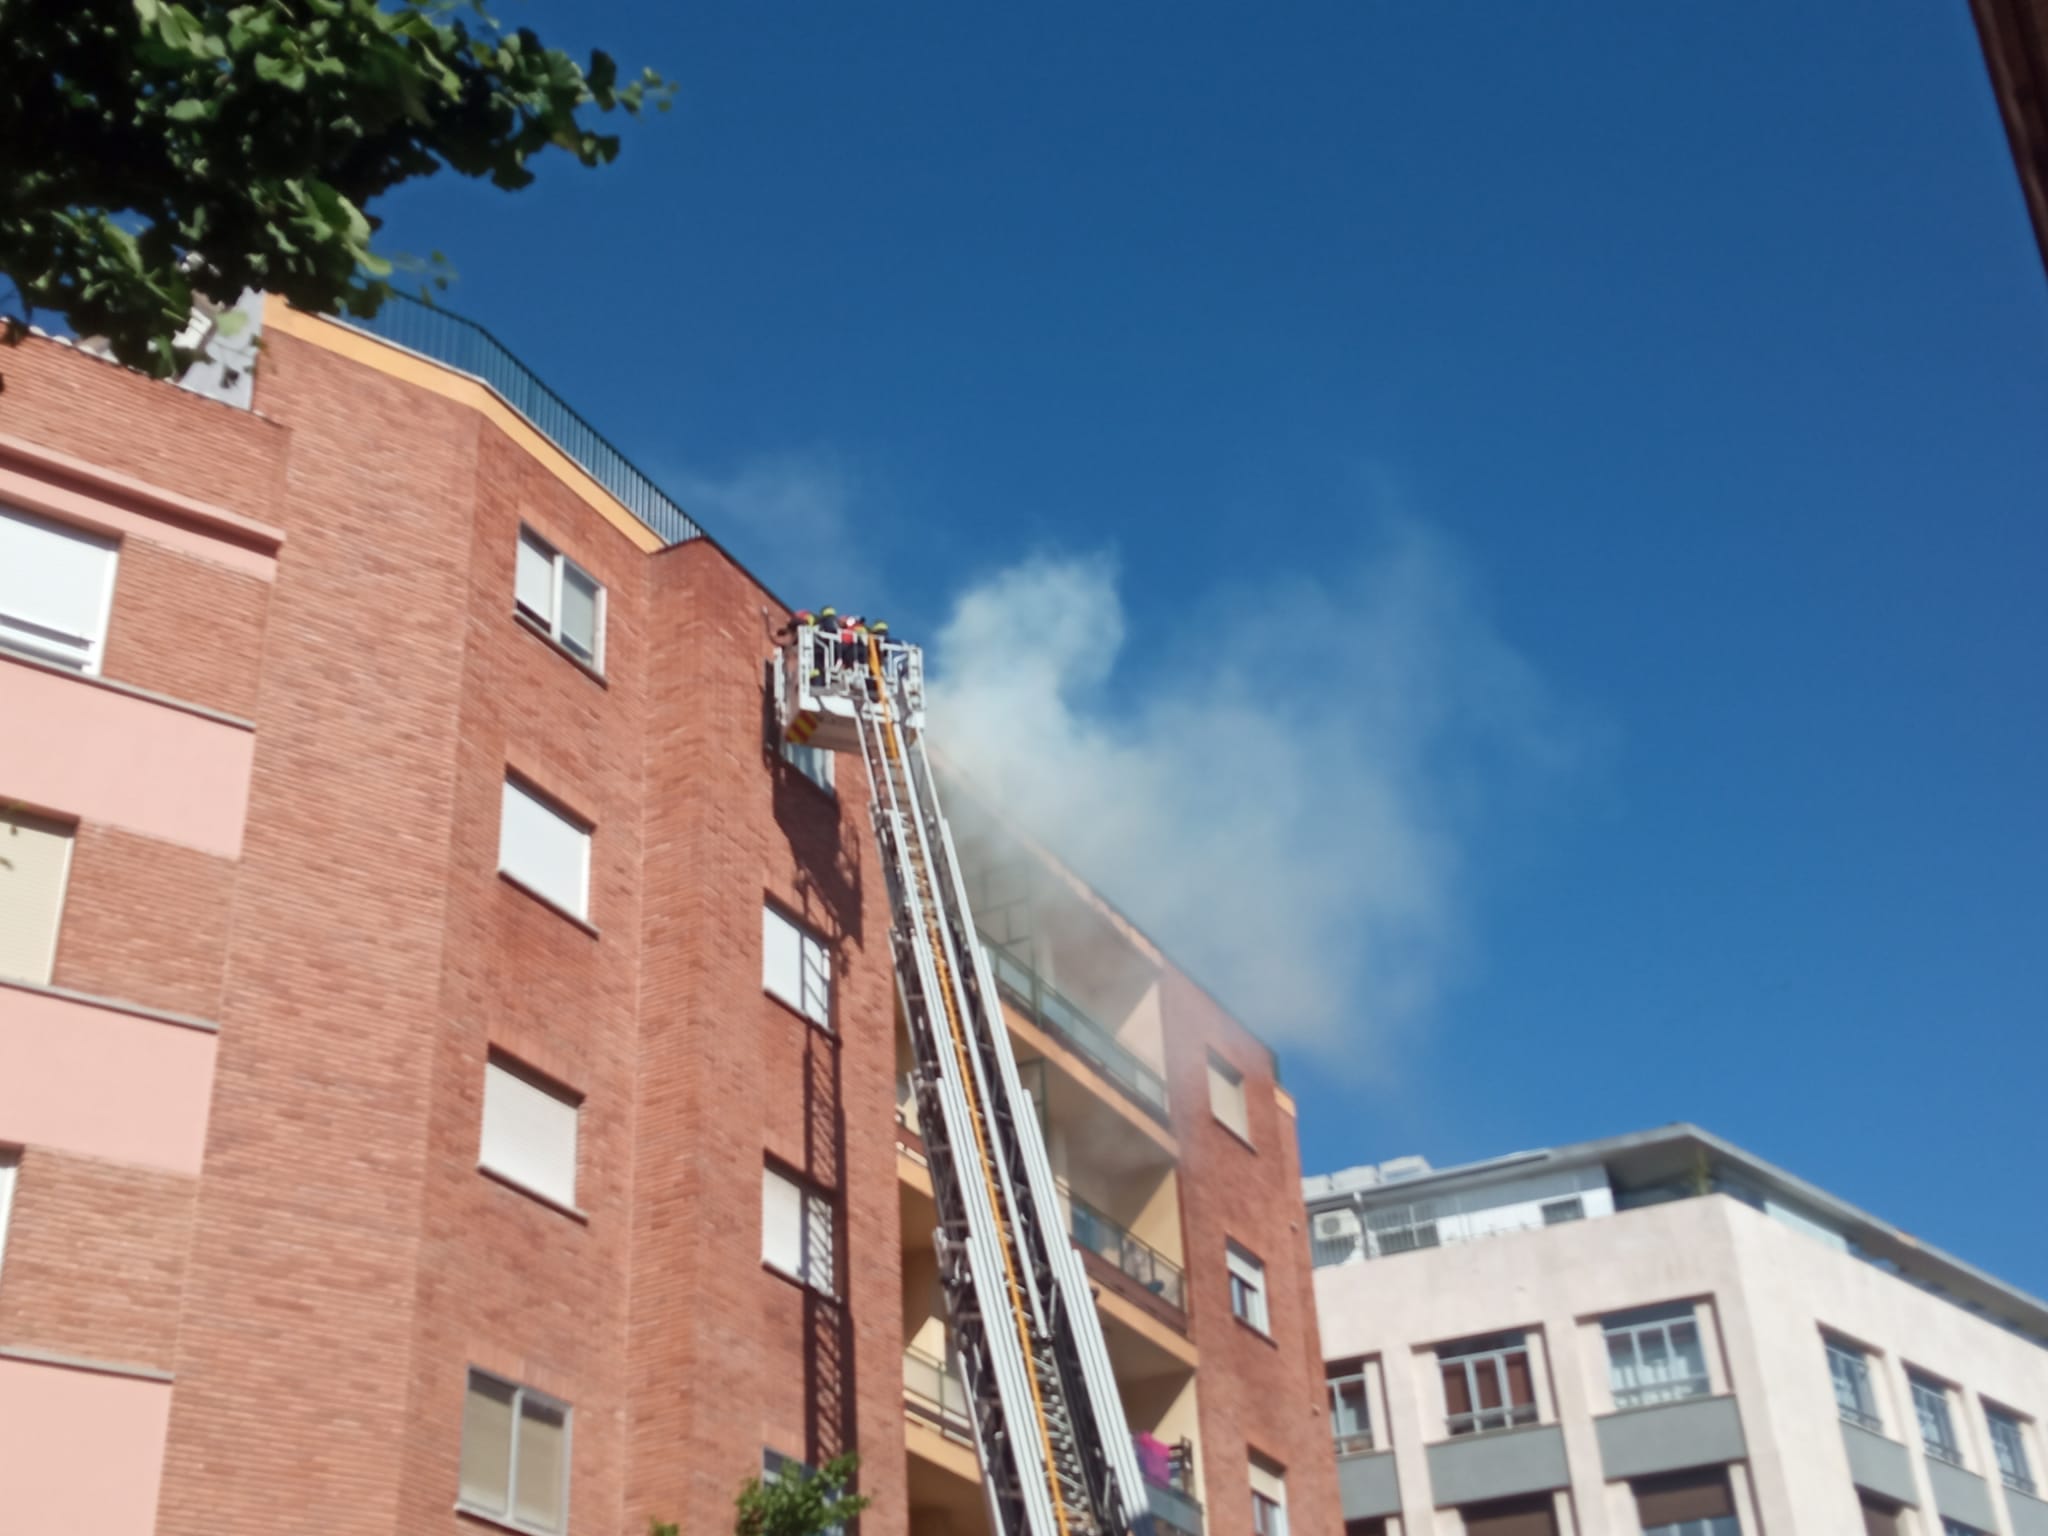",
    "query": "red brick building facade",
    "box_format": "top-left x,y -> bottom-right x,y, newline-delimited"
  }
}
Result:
0,303 -> 1339,1536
